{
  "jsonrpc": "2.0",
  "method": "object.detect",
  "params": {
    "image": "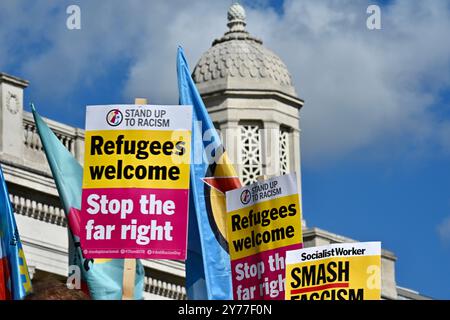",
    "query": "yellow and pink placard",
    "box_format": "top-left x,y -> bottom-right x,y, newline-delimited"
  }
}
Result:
80,104 -> 192,259
226,173 -> 303,300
